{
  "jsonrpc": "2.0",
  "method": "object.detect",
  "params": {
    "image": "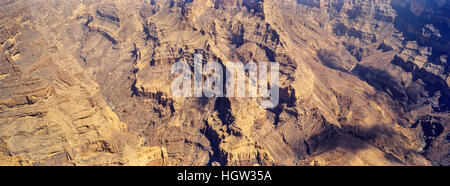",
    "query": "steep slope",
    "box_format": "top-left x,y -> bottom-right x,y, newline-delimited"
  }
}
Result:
0,0 -> 168,166
0,0 -> 448,166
